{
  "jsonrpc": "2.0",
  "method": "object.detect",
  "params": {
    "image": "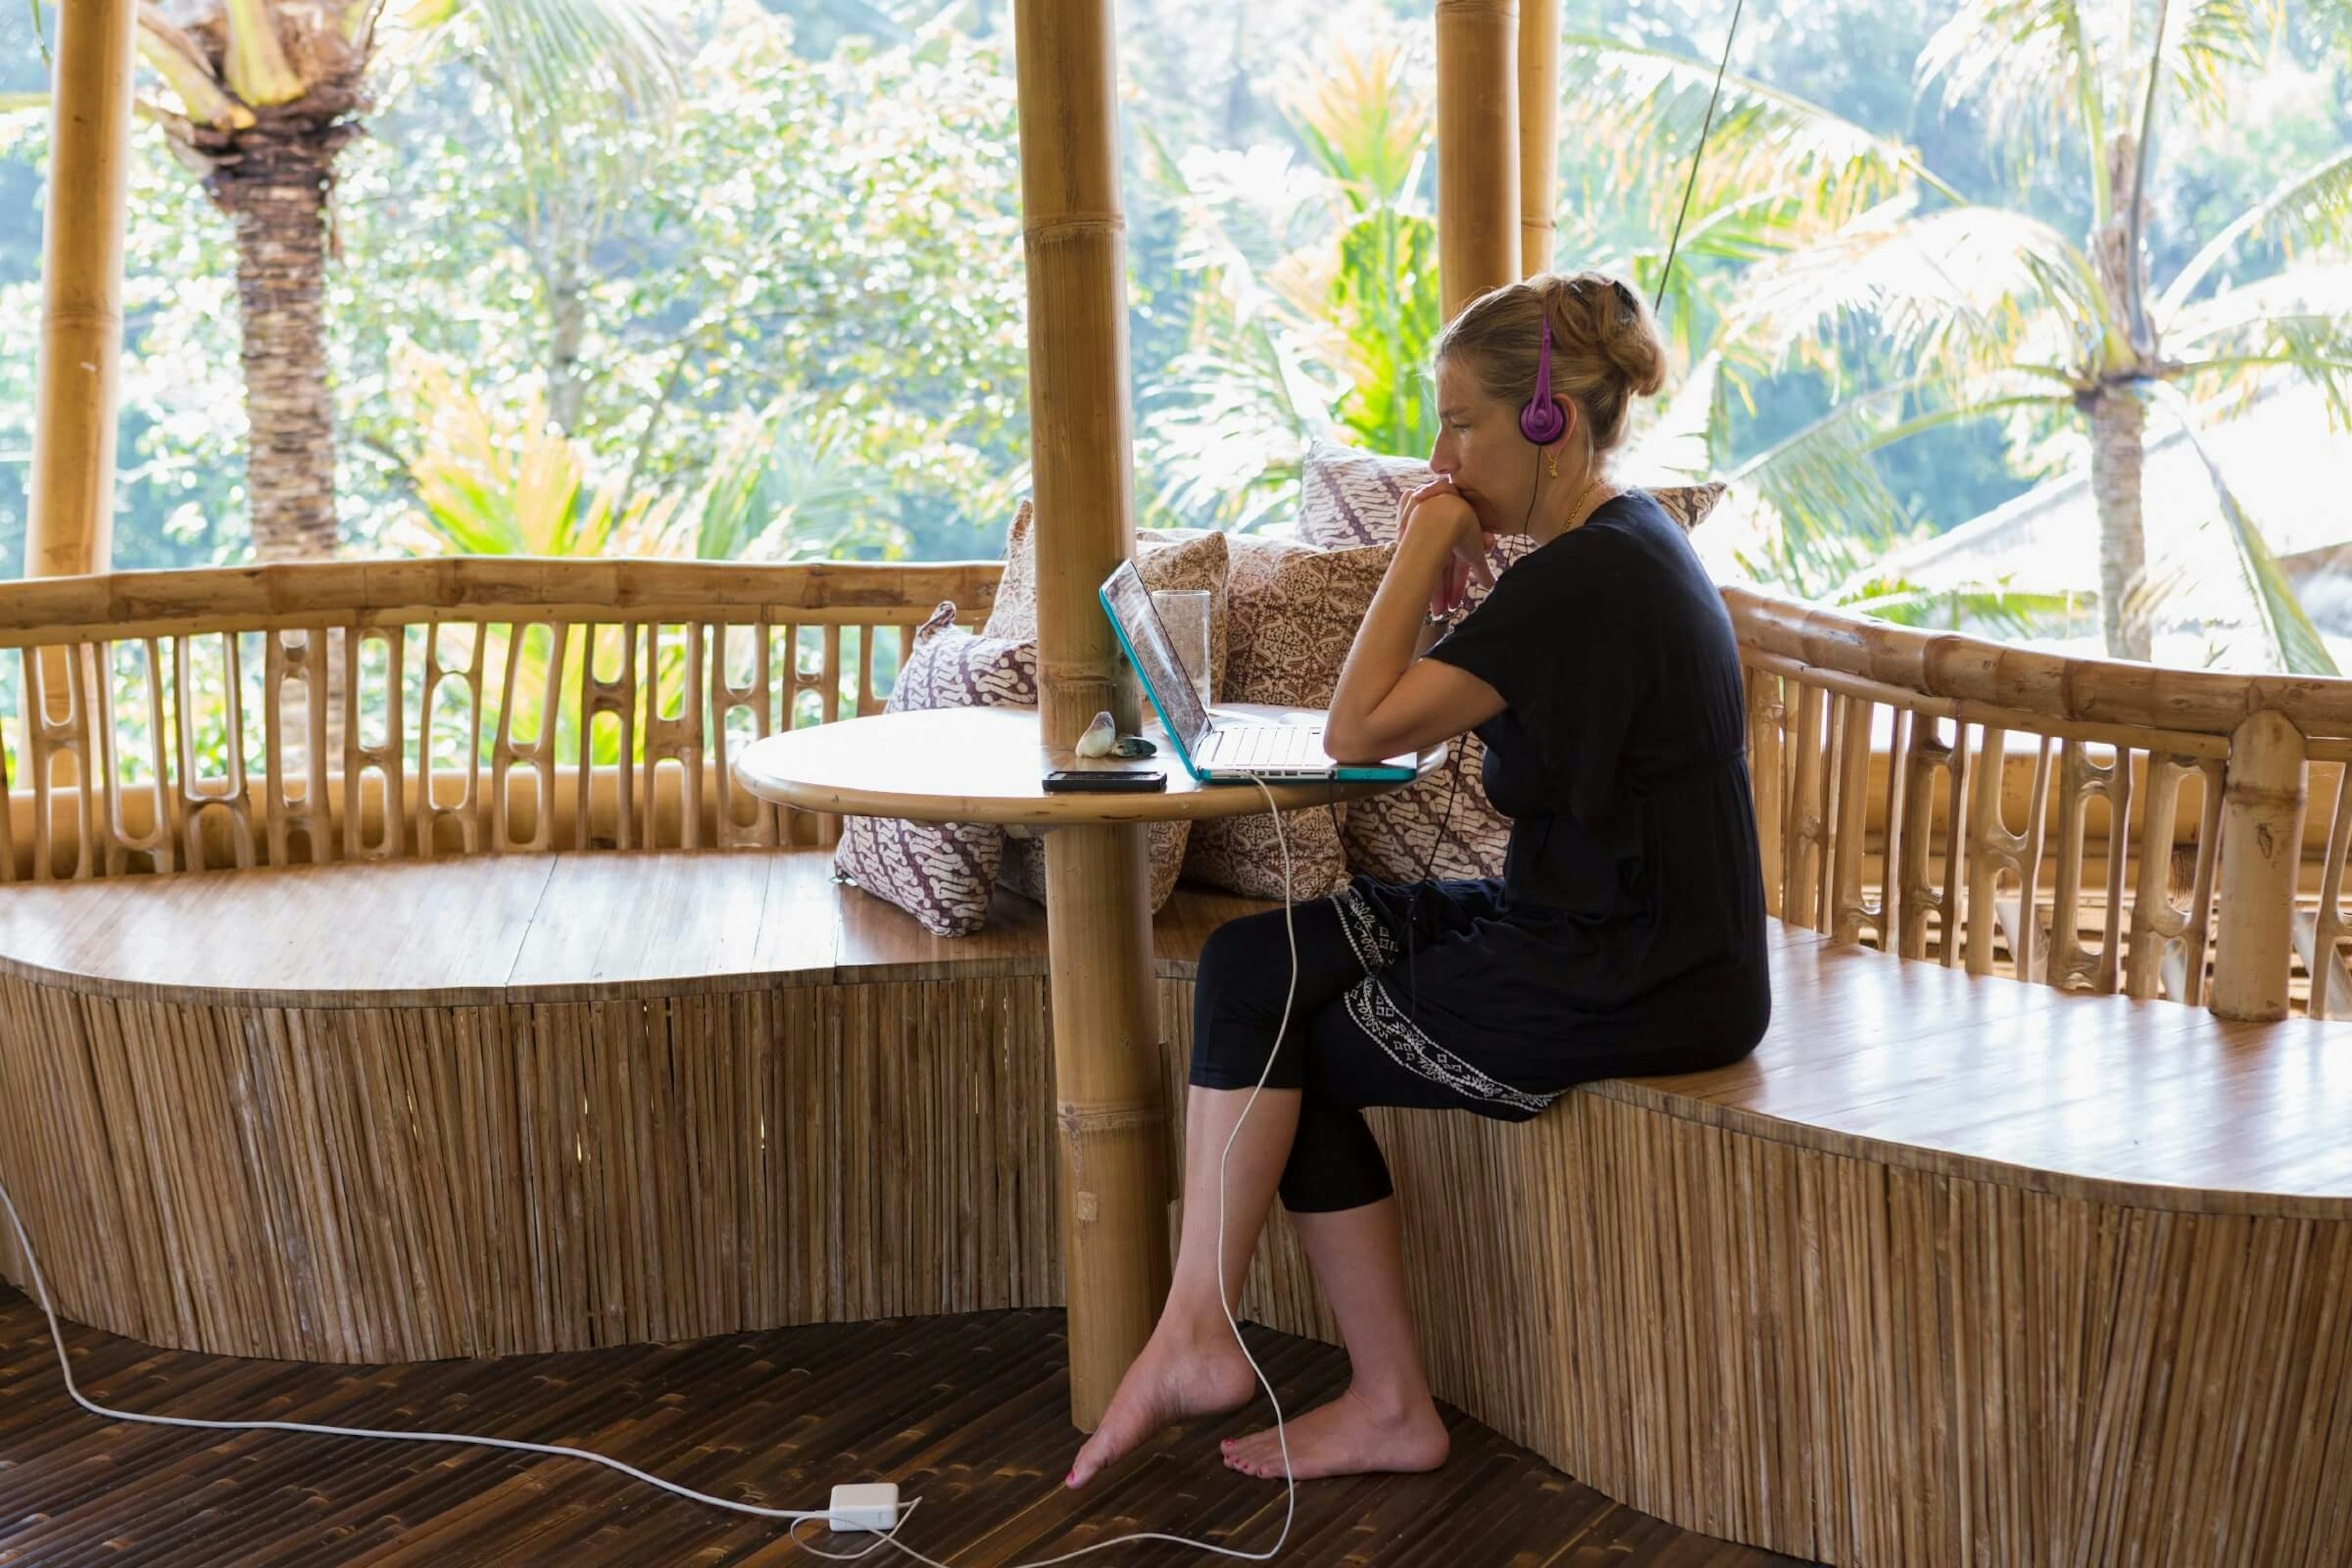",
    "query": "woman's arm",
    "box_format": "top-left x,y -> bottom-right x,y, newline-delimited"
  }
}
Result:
1323,489 -> 1507,764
